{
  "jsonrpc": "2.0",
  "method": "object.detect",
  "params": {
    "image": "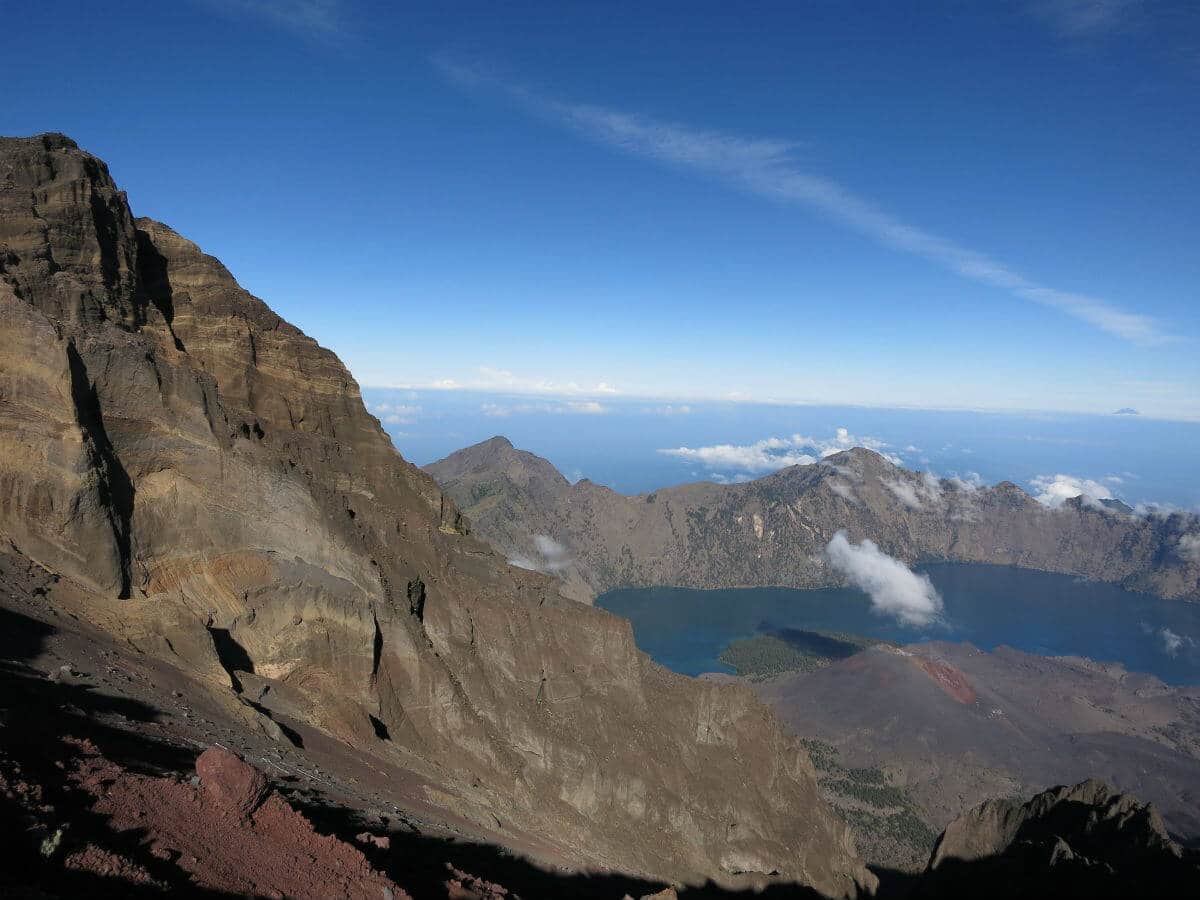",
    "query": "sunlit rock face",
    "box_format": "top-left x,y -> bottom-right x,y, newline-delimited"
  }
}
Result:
428,436 -> 1200,603
0,133 -> 873,895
